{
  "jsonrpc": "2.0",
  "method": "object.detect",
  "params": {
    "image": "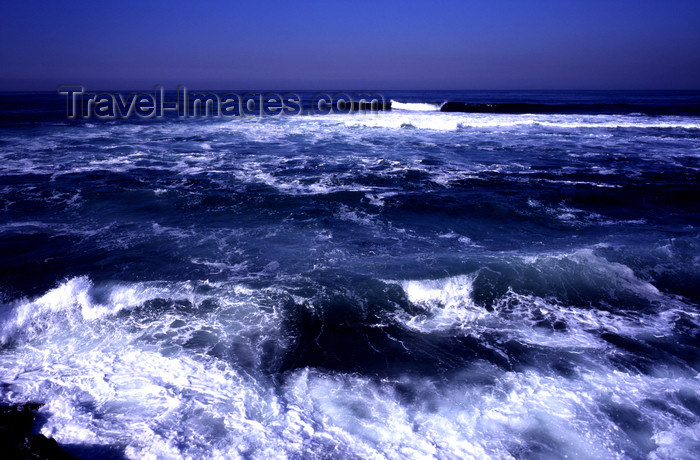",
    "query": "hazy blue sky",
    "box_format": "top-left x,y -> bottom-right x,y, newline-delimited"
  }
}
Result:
1,0 -> 699,90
